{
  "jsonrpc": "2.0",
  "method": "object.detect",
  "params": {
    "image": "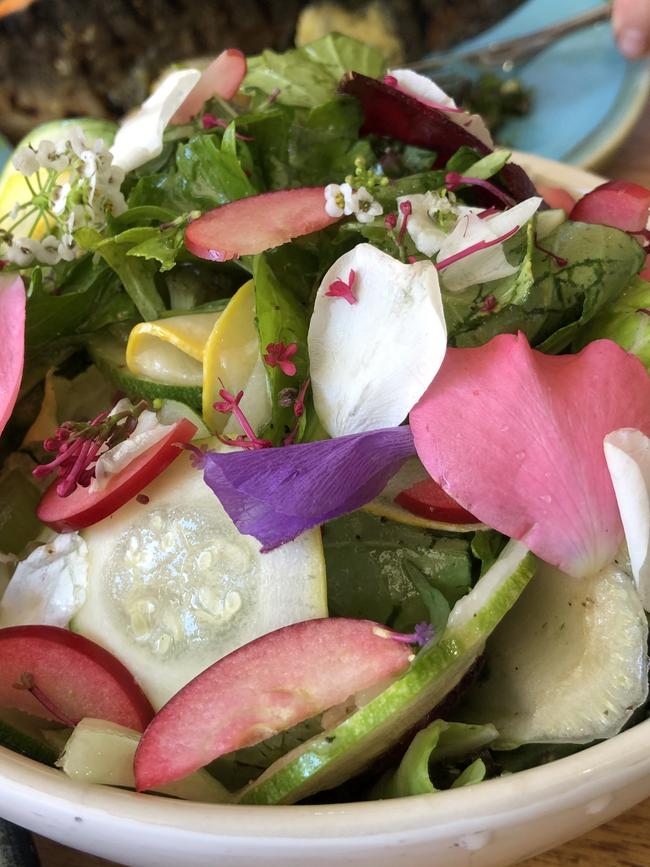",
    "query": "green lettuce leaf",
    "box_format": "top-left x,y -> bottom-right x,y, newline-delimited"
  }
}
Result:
372,719 -> 497,799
